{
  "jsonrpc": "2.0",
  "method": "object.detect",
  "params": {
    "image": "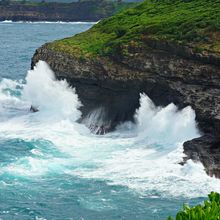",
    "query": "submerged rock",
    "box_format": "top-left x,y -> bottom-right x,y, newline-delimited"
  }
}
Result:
30,105 -> 39,113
